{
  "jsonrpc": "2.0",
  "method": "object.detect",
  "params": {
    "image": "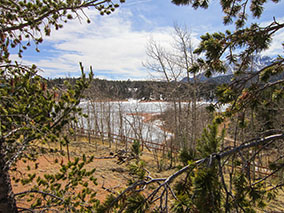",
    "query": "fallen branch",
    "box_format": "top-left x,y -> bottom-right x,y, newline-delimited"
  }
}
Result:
108,133 -> 284,210
94,156 -> 116,159
102,181 -> 120,195
15,190 -> 65,203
